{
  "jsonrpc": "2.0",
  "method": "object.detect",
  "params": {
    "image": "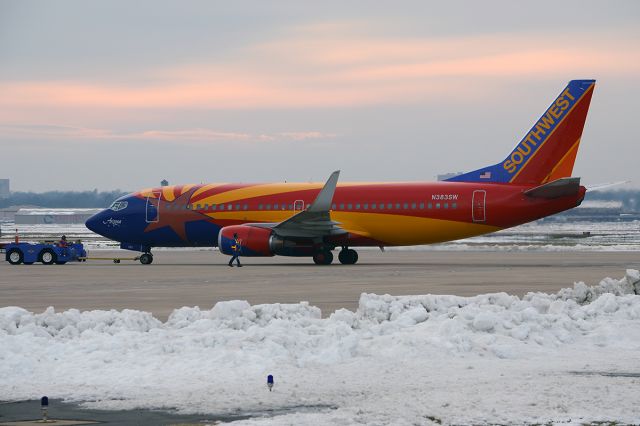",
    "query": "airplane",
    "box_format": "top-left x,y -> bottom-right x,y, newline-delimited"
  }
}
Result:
86,79 -> 596,265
